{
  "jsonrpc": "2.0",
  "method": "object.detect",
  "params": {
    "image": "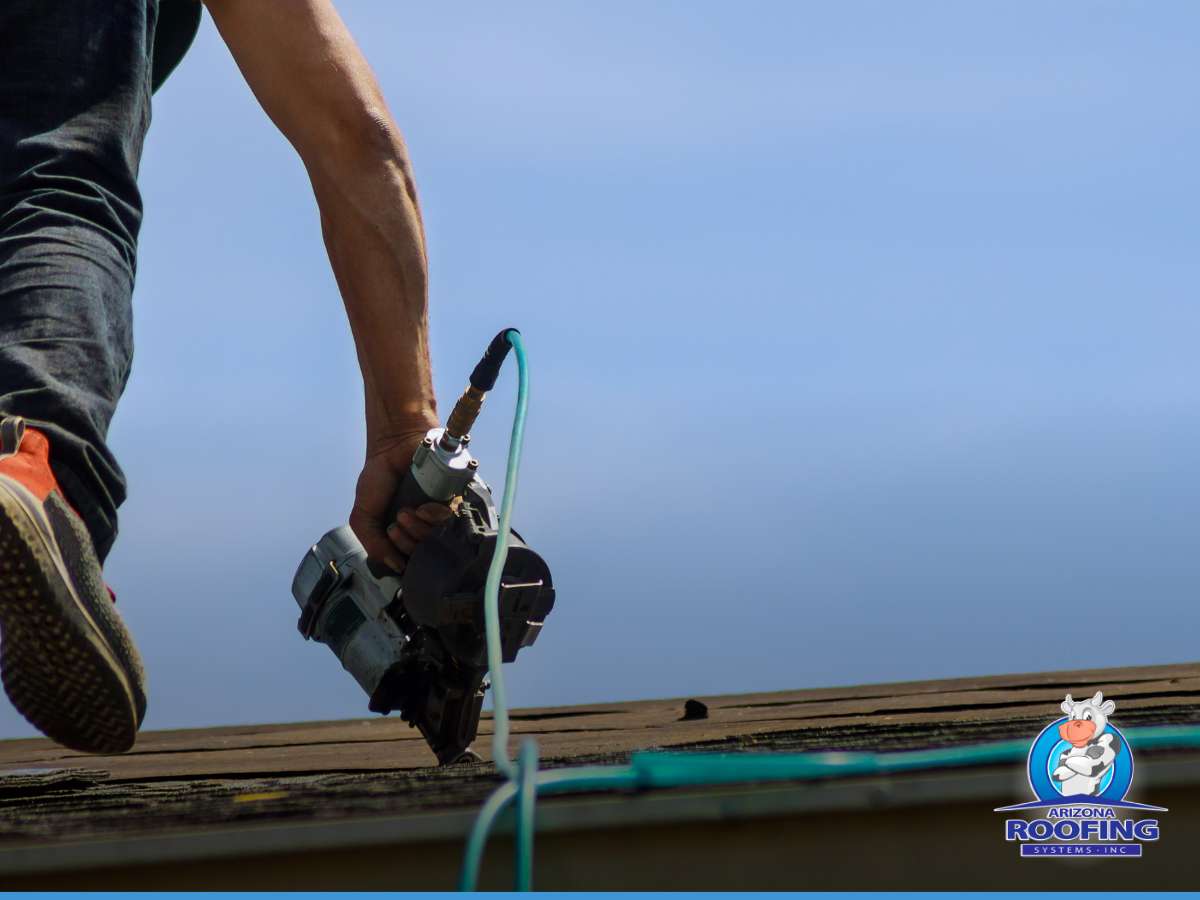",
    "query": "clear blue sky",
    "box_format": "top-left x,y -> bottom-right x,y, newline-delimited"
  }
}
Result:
3,1 -> 1198,739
